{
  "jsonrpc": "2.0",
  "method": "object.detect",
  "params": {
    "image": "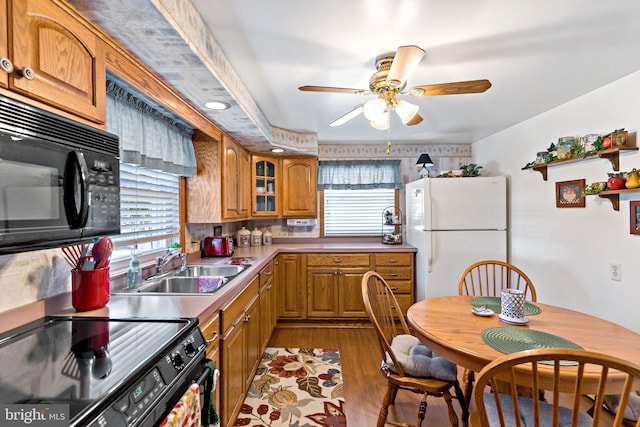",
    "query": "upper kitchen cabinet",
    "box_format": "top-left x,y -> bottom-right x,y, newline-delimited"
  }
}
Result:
251,155 -> 280,217
186,132 -> 222,223
281,157 -> 318,218
222,135 -> 251,220
3,0 -> 105,124
0,0 -> 7,89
